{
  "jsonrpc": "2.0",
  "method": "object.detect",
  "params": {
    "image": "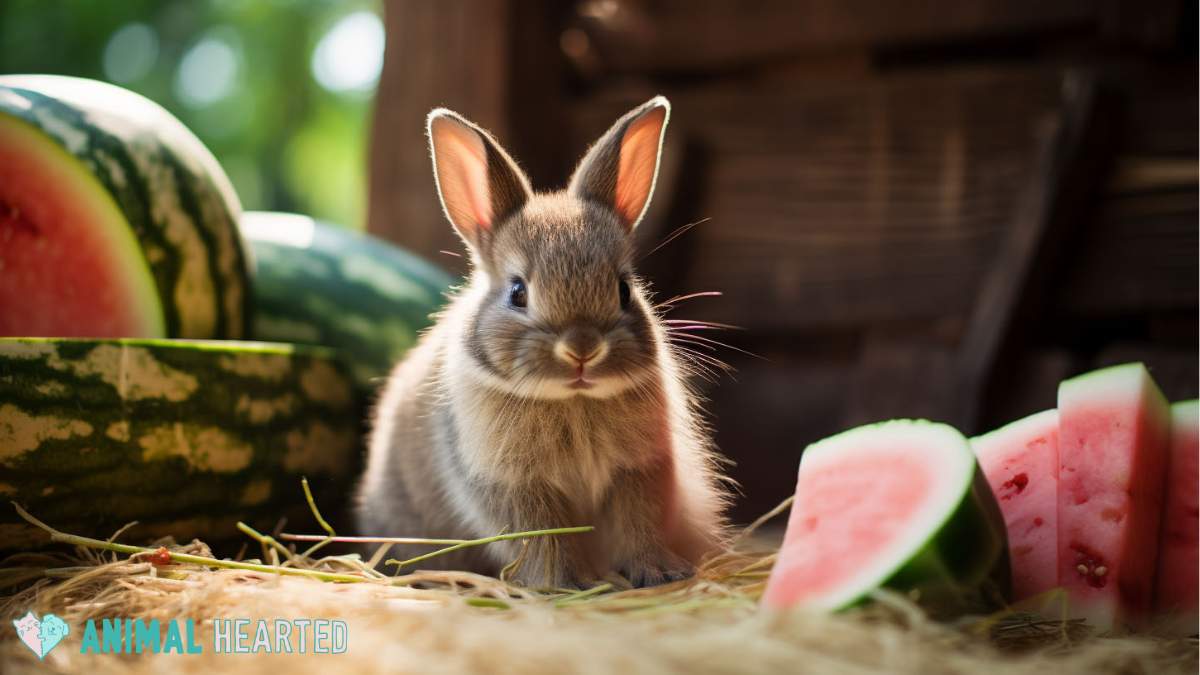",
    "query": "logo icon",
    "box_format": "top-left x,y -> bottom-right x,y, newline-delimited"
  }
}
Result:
12,611 -> 70,660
